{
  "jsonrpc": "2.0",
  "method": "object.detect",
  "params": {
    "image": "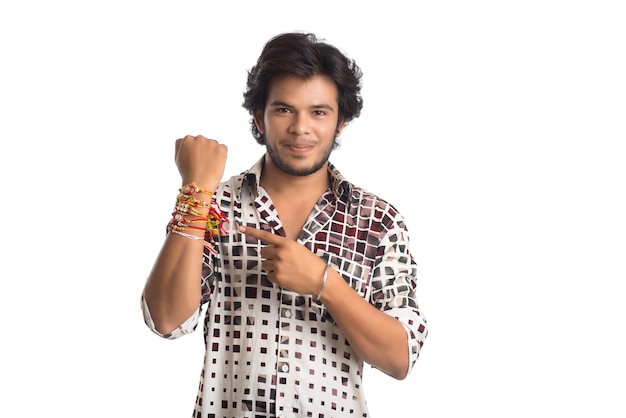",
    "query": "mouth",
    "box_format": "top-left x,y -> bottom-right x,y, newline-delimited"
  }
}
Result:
284,142 -> 314,154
